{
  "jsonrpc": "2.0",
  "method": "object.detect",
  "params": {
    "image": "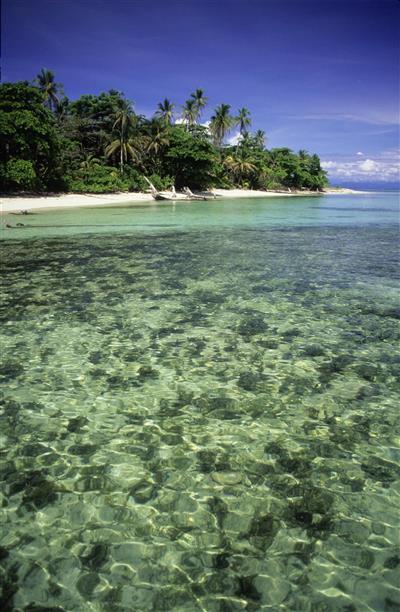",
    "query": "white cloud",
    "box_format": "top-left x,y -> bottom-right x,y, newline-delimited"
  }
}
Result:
356,151 -> 364,156
358,158 -> 379,172
321,150 -> 400,182
200,120 -> 212,135
227,131 -> 242,146
320,160 -> 337,169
